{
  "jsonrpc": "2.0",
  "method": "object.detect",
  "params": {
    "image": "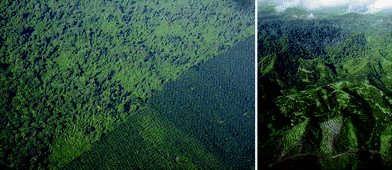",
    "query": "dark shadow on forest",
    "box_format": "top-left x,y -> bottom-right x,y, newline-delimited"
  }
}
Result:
150,35 -> 255,168
232,0 -> 254,10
